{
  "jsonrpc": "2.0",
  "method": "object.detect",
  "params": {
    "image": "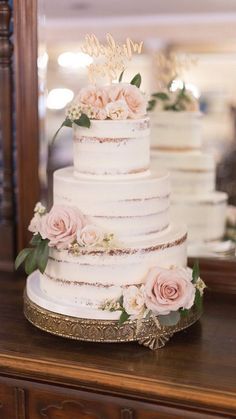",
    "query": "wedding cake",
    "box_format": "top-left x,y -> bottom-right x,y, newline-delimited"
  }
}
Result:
16,38 -> 205,347
150,91 -> 227,243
